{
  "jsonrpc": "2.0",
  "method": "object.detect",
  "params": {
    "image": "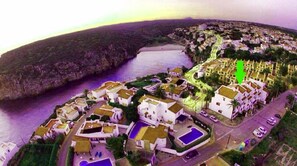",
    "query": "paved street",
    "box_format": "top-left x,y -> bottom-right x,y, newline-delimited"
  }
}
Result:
160,89 -> 295,166
57,101 -> 105,166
